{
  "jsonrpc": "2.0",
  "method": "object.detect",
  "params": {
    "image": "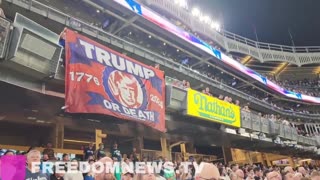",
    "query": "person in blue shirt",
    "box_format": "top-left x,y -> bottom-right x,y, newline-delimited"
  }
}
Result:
84,159 -> 95,180
84,143 -> 95,161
